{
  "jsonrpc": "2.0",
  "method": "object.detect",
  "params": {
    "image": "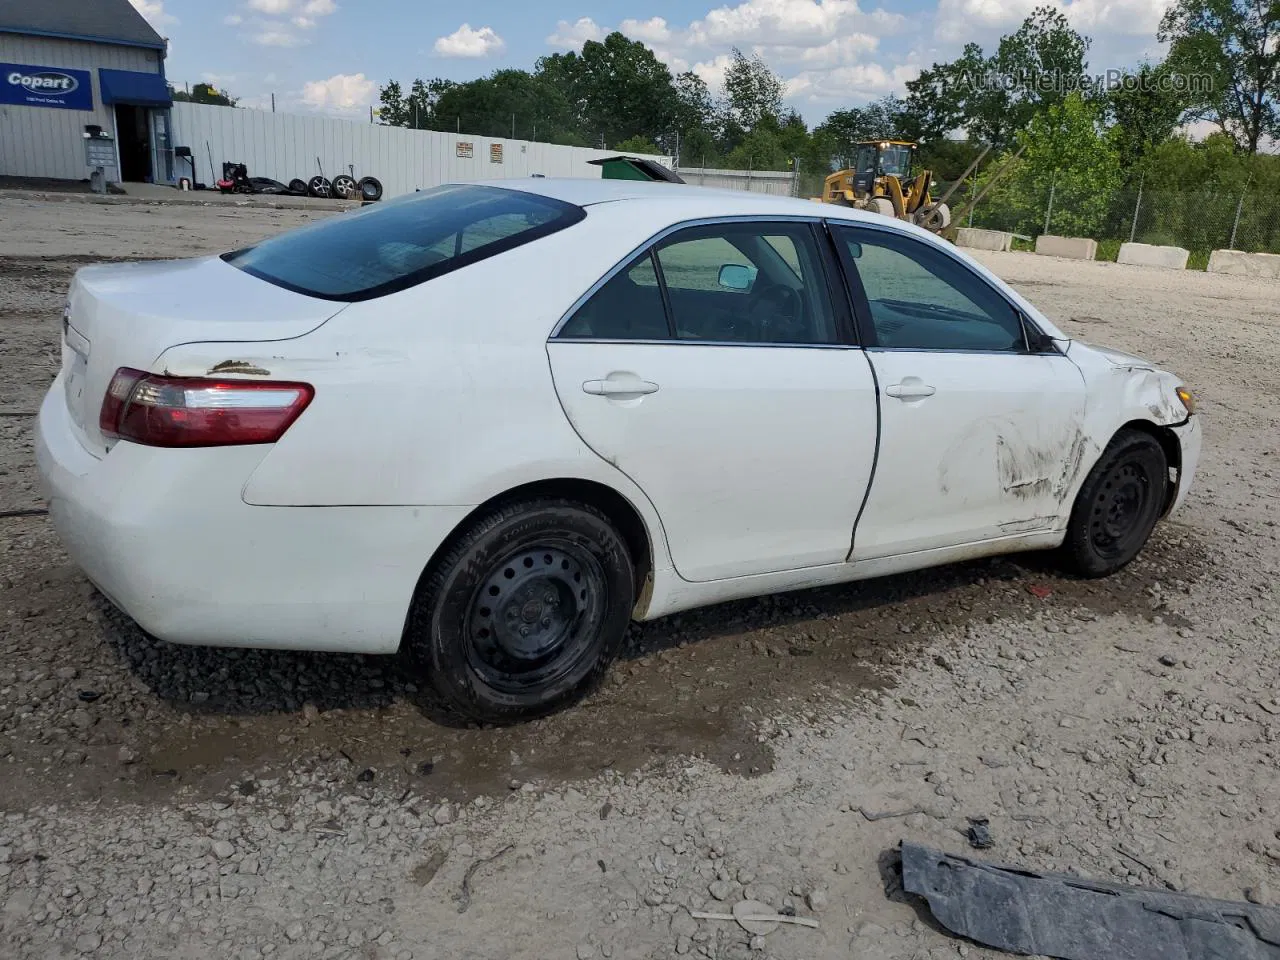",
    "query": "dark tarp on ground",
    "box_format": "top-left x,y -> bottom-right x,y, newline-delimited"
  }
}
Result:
900,842 -> 1280,960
